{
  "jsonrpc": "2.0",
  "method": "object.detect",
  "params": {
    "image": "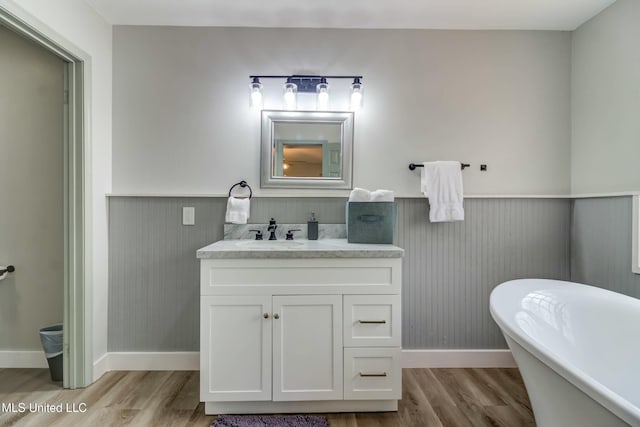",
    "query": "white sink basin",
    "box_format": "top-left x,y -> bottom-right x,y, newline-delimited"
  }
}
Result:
236,240 -> 306,249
